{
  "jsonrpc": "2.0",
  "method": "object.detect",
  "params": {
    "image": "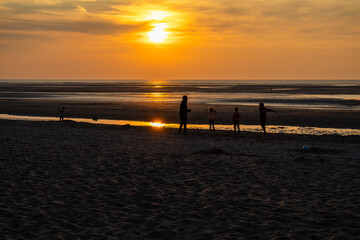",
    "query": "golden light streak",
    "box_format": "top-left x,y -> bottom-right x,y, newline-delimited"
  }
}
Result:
150,122 -> 165,128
